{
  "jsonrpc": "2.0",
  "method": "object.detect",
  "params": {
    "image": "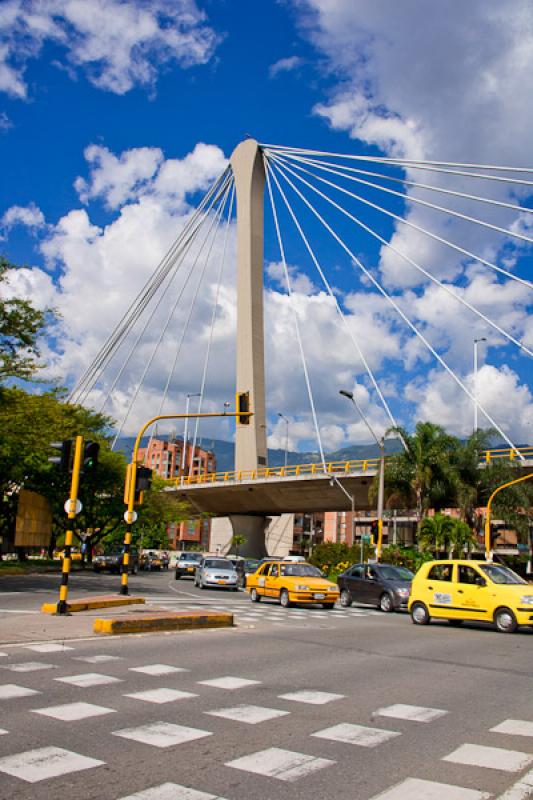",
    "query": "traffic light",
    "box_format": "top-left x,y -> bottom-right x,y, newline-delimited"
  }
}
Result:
83,441 -> 100,472
48,440 -> 73,472
134,466 -> 153,504
236,391 -> 250,425
370,520 -> 378,537
490,524 -> 501,548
